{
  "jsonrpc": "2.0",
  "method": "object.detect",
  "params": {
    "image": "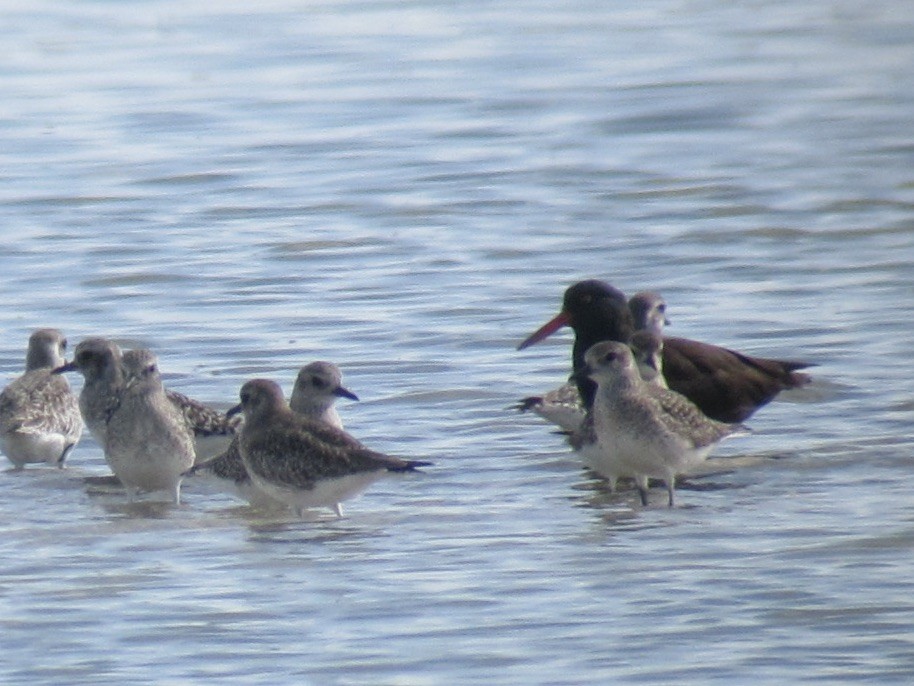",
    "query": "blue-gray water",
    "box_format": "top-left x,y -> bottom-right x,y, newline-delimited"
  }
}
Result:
2,1 -> 913,683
